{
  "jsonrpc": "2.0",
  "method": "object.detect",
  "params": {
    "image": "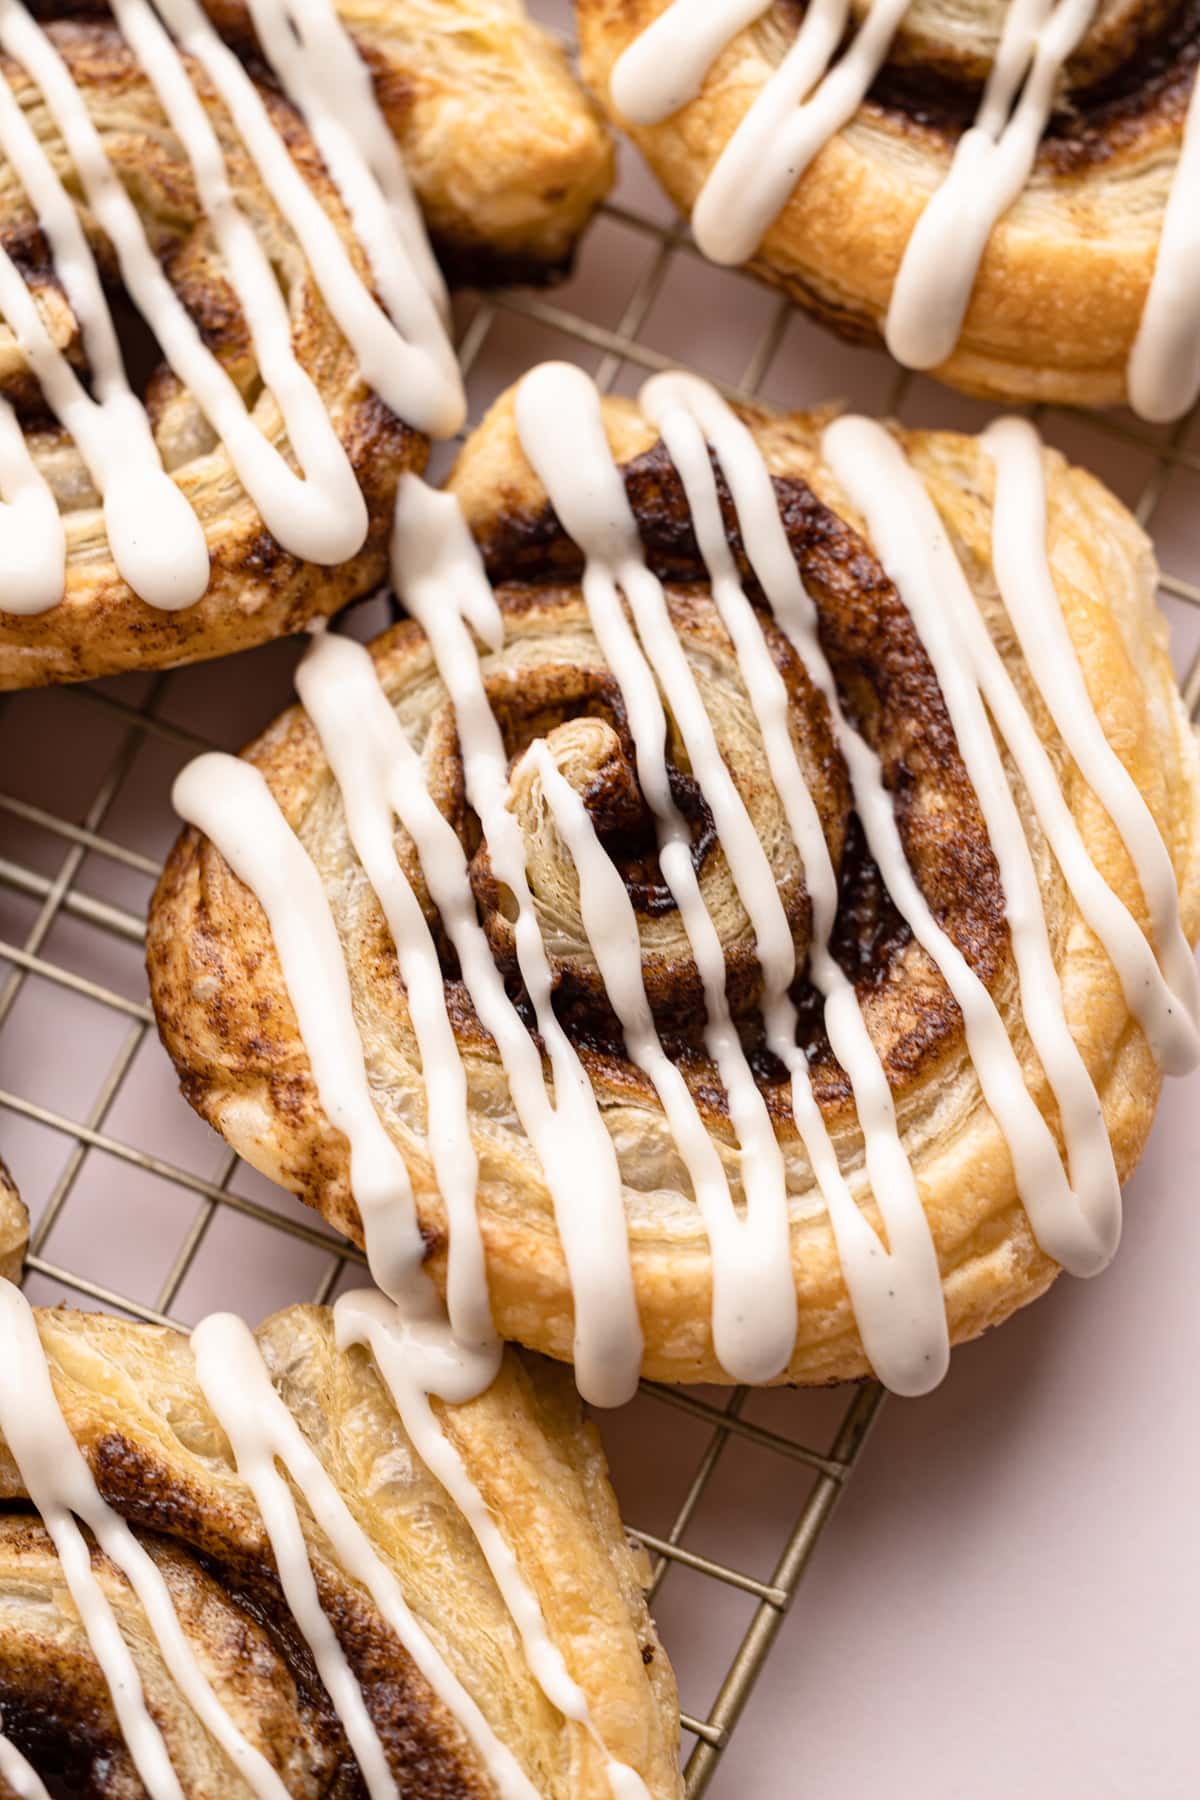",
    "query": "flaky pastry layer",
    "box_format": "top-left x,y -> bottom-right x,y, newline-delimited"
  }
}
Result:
0,1302 -> 680,1797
